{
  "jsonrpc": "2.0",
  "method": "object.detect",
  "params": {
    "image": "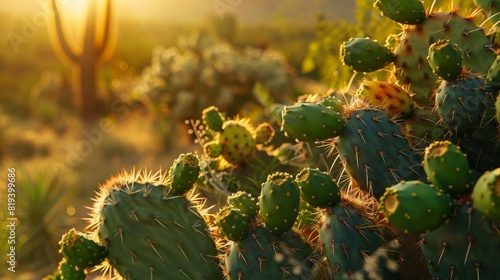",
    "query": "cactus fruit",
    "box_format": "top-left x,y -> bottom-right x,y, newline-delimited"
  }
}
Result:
423,141 -> 474,195
59,228 -> 106,269
296,168 -> 341,207
421,202 -> 500,279
202,105 -> 225,132
379,180 -> 454,233
472,167 -> 500,223
318,94 -> 343,112
86,169 -> 222,279
335,106 -> 424,198
281,103 -> 346,142
216,205 -> 249,241
319,198 -> 391,278
225,226 -> 314,279
355,80 -> 414,119
203,140 -> 223,158
374,0 -> 426,24
227,191 -> 258,218
254,122 -> 275,145
427,39 -> 463,82
58,258 -> 86,280
169,152 -> 201,195
259,172 -> 300,236
340,37 -> 395,73
435,72 -> 491,137
218,119 -> 257,165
